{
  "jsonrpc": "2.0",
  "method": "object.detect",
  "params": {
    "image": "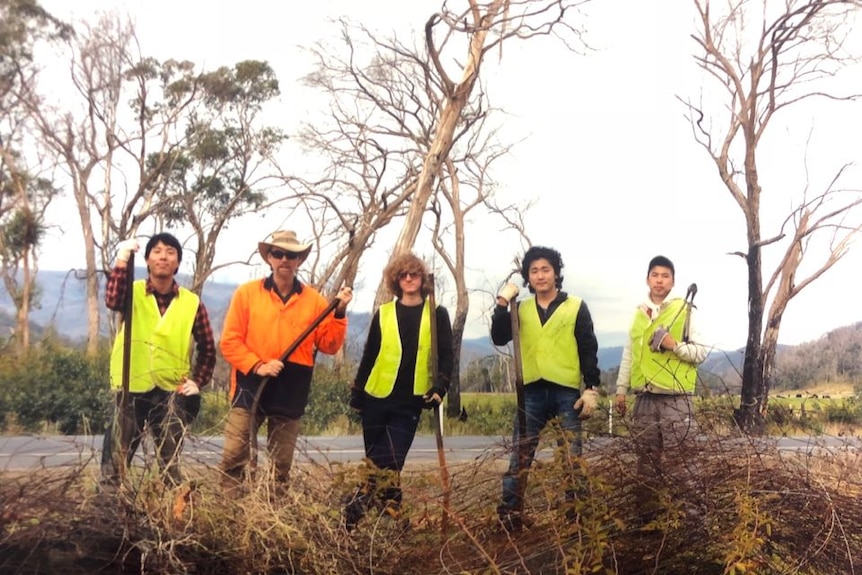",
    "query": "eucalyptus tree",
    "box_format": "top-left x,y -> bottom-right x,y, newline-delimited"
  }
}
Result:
685,0 -> 862,433
291,0 -> 587,414
0,0 -> 70,352
147,60 -> 286,295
